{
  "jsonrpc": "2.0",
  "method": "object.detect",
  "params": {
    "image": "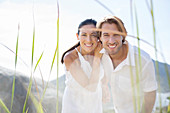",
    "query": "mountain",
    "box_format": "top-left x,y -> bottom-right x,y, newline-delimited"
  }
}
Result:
0,66 -> 57,113
152,60 -> 170,93
0,59 -> 169,113
56,60 -> 170,94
